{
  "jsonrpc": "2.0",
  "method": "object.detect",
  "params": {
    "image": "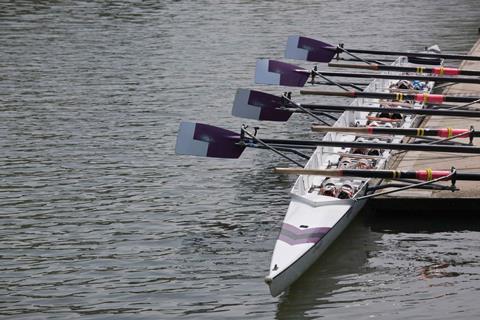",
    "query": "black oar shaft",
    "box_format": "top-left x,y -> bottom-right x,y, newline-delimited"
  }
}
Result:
367,127 -> 479,137
311,126 -> 480,138
274,168 -> 480,181
317,70 -> 480,84
300,90 -> 480,103
299,103 -> 480,118
339,169 -> 480,181
254,138 -> 480,154
328,63 -> 480,76
342,47 -> 480,61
